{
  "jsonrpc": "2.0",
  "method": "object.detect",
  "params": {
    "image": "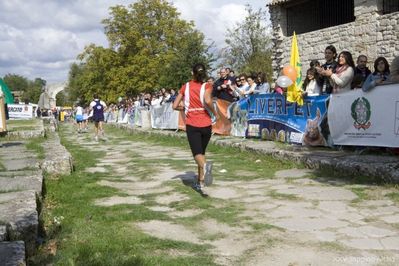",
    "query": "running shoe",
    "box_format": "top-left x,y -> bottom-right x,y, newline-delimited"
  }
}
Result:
95,136 -> 99,142
204,162 -> 213,186
191,182 -> 208,197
